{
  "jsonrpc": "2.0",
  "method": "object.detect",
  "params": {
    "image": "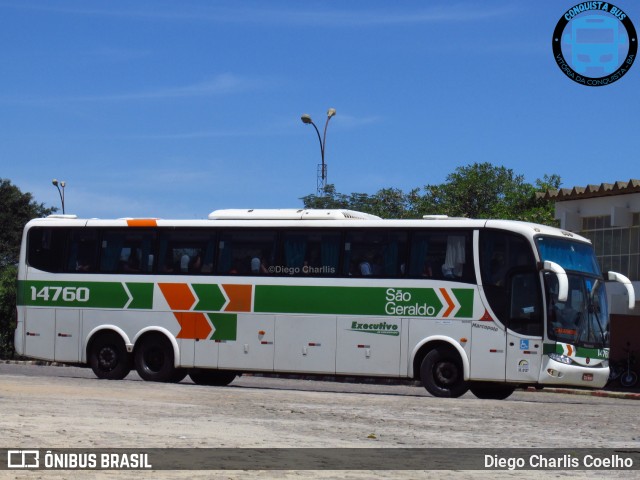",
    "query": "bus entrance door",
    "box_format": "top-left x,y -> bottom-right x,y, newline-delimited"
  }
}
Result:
504,270 -> 544,382
505,333 -> 542,383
